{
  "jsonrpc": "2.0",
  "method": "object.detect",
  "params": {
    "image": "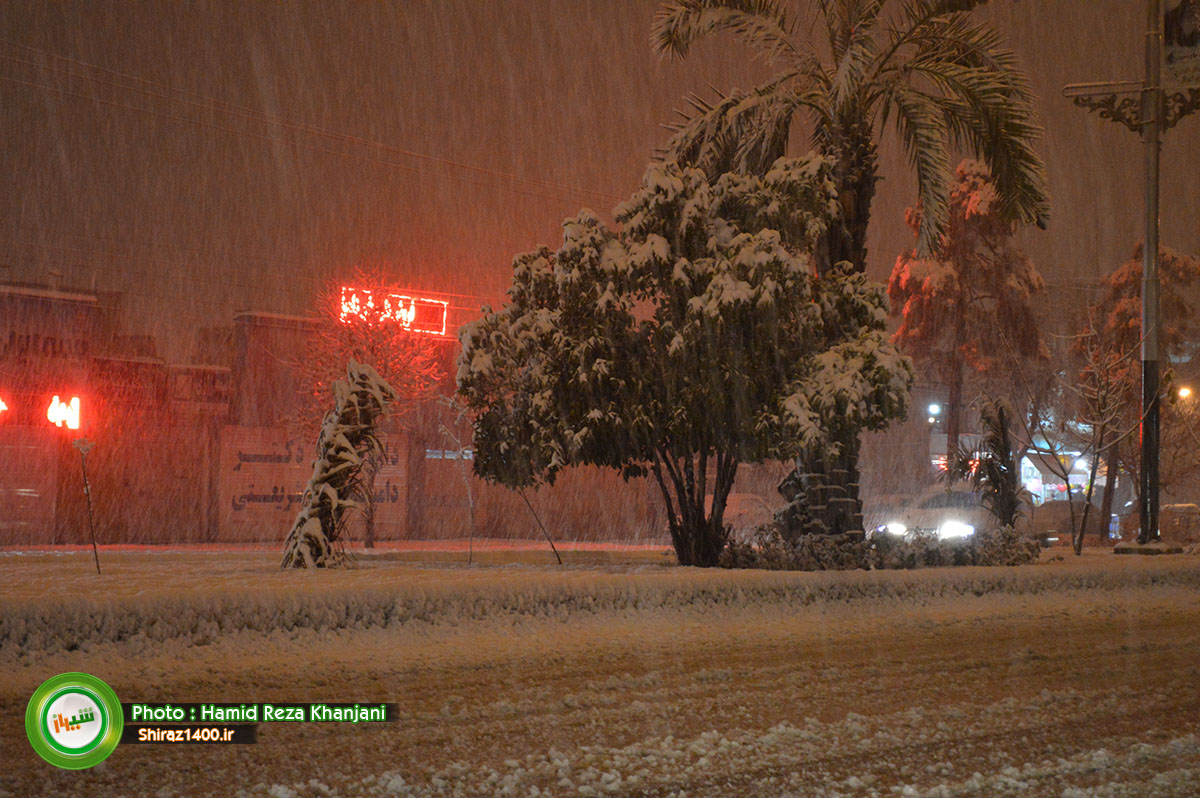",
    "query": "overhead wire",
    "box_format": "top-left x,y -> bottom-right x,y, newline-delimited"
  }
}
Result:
0,69 -> 615,211
0,39 -> 621,209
